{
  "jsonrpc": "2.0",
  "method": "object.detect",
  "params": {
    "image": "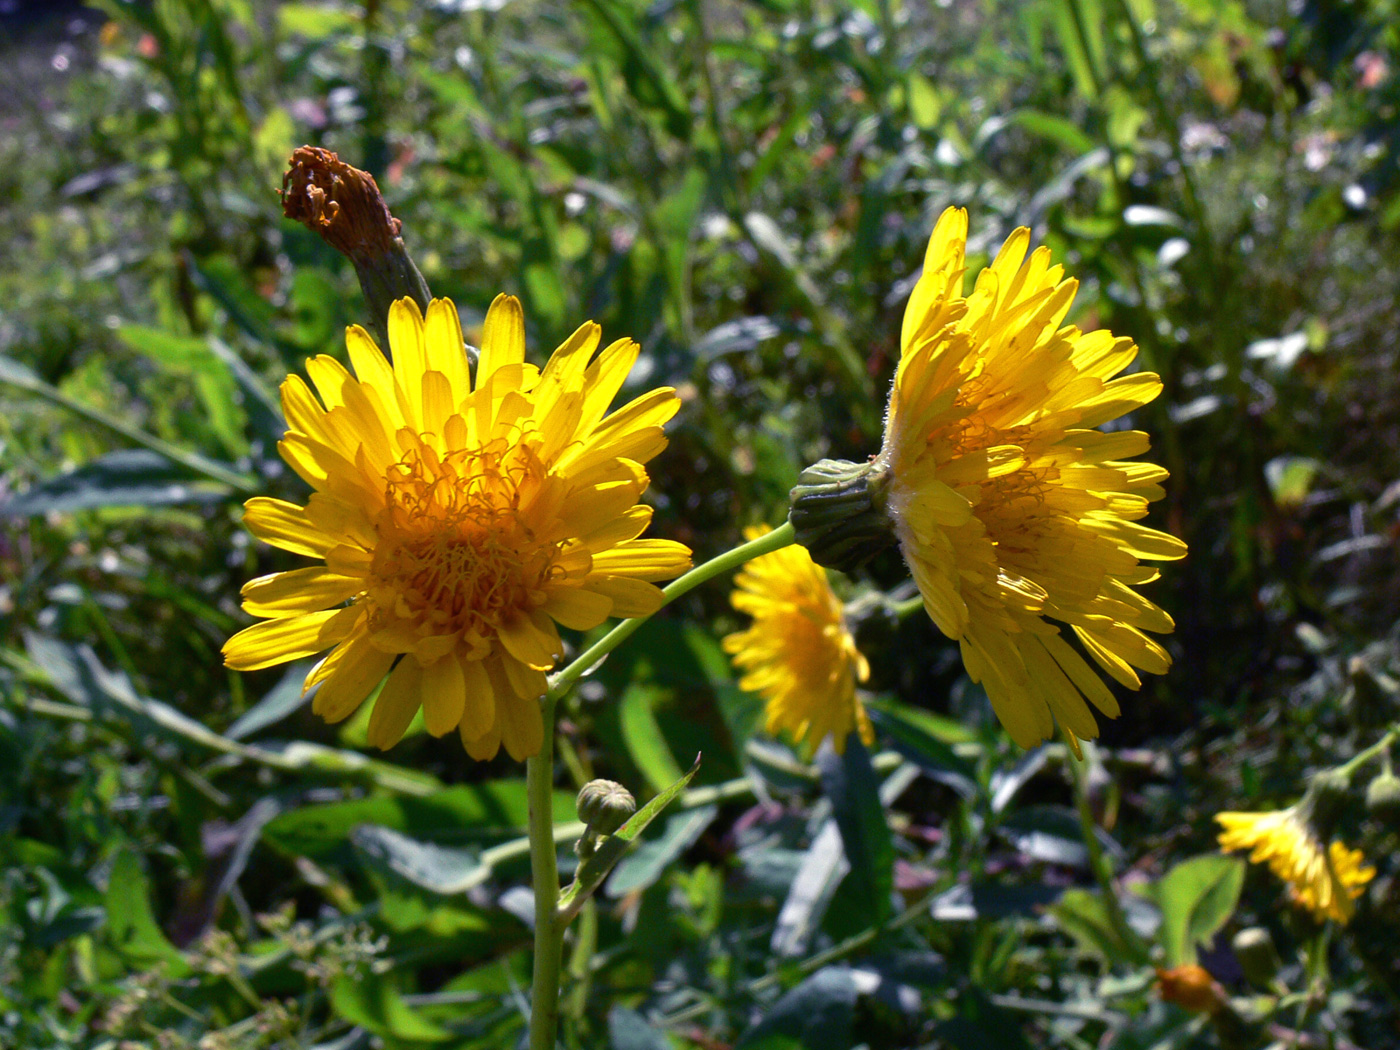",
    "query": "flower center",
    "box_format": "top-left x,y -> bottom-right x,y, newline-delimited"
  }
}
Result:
365,439 -> 558,652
